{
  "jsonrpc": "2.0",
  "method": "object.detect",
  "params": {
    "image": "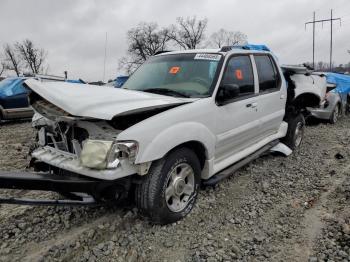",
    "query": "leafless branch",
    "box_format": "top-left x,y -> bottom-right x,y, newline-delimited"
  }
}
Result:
3,43 -> 22,76
168,16 -> 208,49
207,29 -> 248,48
15,39 -> 47,74
119,22 -> 171,73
